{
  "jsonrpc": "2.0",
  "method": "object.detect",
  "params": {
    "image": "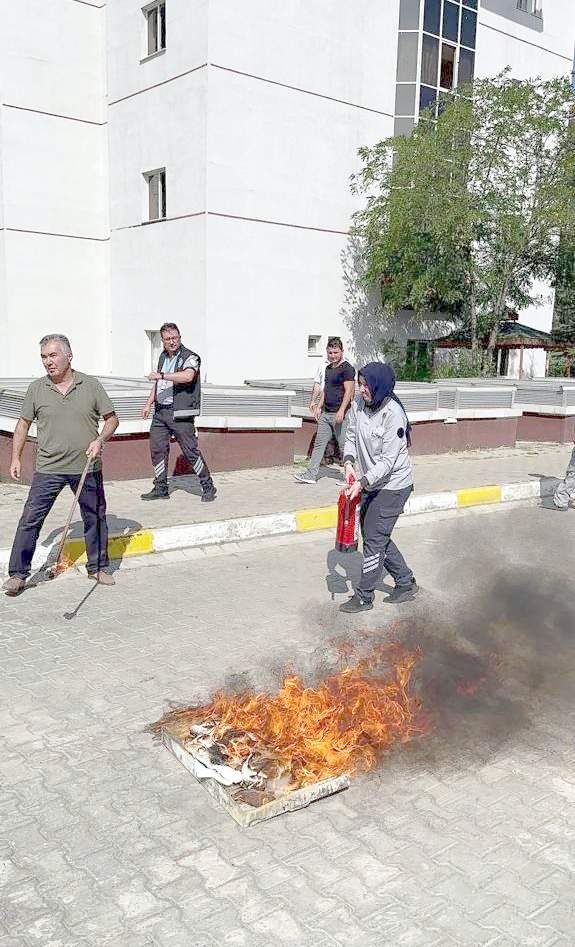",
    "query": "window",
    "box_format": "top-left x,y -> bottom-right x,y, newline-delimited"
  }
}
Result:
143,2 -> 166,58
440,43 -> 456,90
423,0 -> 441,36
307,335 -> 322,356
458,47 -> 475,85
421,35 -> 439,87
143,168 -> 166,221
460,8 -> 477,47
420,85 -> 437,113
146,330 -> 163,371
517,0 -> 542,15
442,1 -> 460,43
